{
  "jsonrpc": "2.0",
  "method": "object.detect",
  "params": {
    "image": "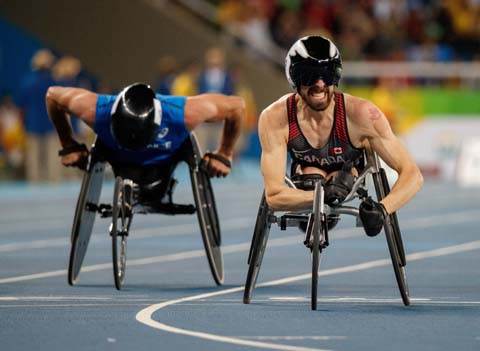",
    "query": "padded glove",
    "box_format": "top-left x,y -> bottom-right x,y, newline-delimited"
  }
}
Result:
359,197 -> 388,237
